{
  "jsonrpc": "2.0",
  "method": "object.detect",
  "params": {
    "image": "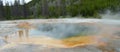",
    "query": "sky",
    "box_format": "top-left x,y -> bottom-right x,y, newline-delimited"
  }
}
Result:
2,0 -> 32,5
